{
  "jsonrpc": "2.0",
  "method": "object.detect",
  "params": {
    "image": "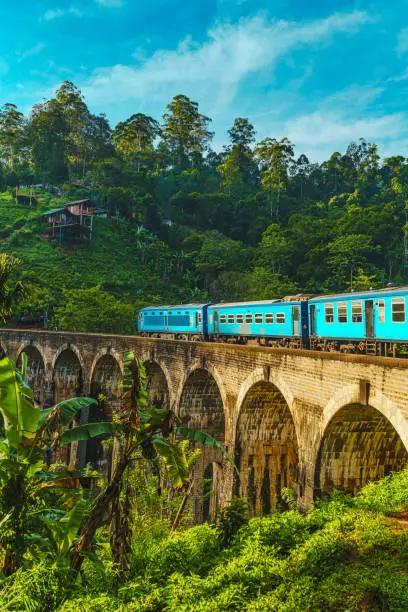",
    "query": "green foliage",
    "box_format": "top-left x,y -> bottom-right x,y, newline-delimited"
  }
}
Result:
7,470 -> 408,611
2,84 -> 407,325
54,286 -> 135,334
0,356 -> 96,574
216,498 -> 248,547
